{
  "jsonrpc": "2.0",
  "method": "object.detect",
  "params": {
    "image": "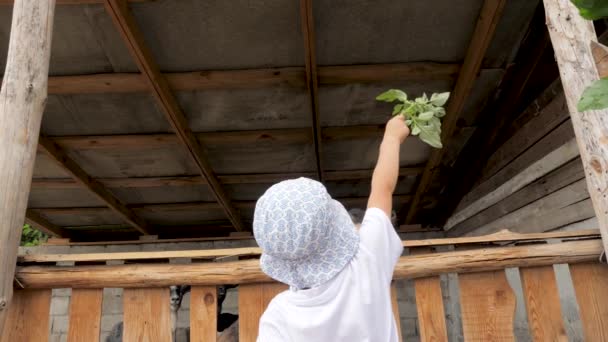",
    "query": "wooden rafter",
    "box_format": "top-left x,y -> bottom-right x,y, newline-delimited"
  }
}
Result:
31,168 -> 424,189
299,0 -> 324,181
404,0 -> 507,223
103,0 -> 245,231
40,63 -> 460,95
25,210 -> 67,238
38,136 -> 151,235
